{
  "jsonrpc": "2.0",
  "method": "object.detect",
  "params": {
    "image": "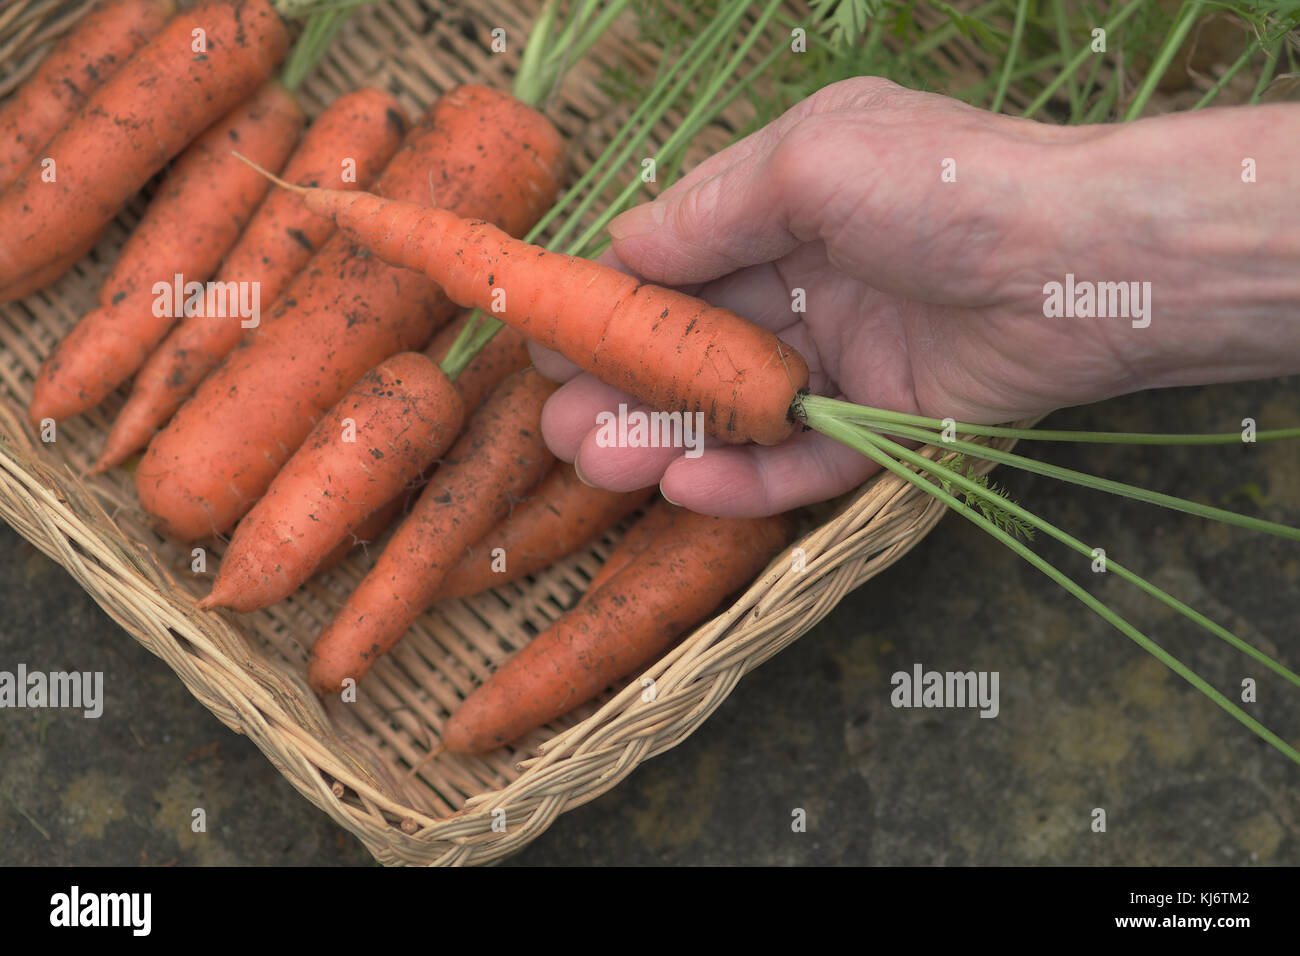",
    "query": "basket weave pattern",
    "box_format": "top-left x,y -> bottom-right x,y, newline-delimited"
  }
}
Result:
0,0 -> 1027,864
